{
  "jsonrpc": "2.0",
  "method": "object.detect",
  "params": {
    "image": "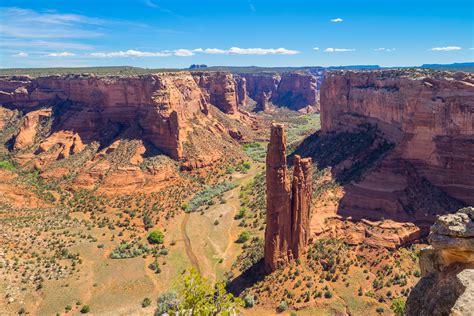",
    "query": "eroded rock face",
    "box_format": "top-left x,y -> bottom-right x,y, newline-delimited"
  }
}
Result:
13,109 -> 51,150
0,73 -> 250,161
242,72 -> 319,112
192,71 -> 239,114
321,70 -> 474,207
265,123 -> 313,272
407,207 -> 474,316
